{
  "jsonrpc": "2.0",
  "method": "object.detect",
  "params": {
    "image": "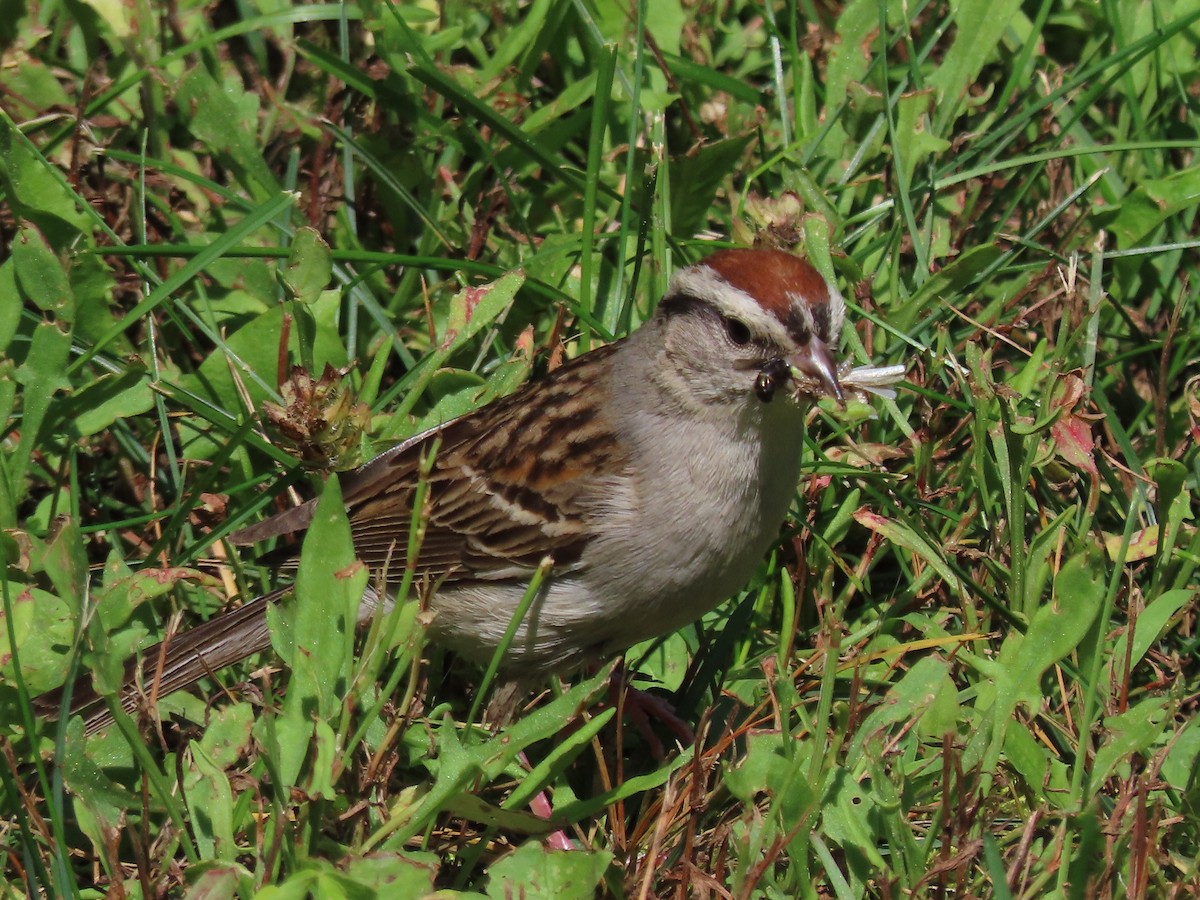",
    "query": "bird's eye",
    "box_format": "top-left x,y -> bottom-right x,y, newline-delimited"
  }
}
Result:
724,317 -> 752,345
